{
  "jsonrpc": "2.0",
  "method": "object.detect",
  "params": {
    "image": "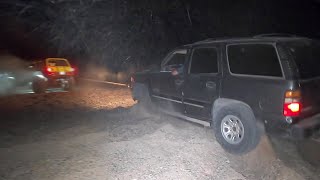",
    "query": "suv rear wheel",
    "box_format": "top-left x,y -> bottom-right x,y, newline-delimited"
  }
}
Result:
213,105 -> 260,154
